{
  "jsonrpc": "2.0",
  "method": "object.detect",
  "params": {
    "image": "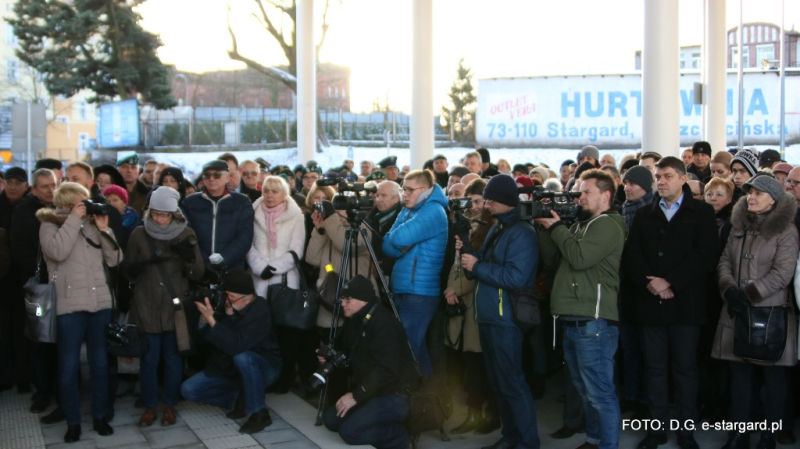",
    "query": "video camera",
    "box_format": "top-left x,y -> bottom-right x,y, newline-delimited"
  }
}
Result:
83,199 -> 110,216
316,178 -> 376,212
308,343 -> 350,390
185,253 -> 228,313
517,186 -> 579,222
